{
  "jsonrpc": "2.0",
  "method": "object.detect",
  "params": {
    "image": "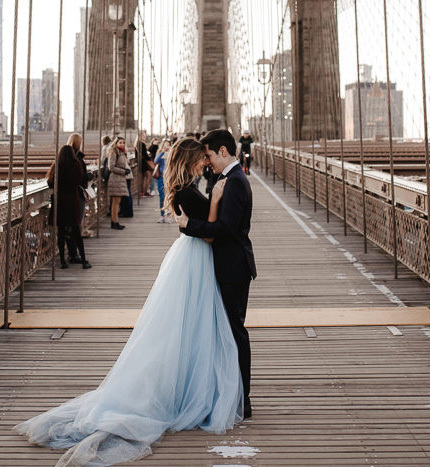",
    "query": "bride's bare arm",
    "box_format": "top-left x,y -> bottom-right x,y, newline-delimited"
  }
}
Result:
205,179 -> 226,243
